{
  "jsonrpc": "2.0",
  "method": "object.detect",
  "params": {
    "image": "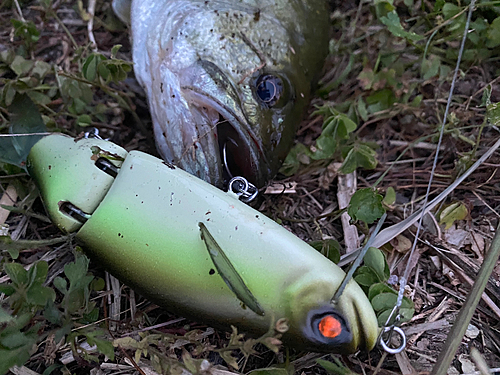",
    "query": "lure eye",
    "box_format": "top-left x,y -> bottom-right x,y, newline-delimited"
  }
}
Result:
254,74 -> 284,107
302,305 -> 353,349
318,315 -> 342,339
